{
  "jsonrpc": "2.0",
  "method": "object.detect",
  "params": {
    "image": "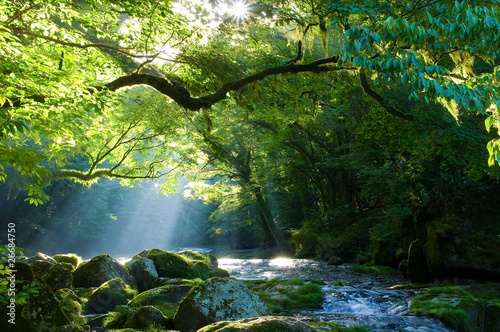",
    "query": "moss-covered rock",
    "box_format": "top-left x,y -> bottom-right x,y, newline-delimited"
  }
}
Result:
0,261 -> 72,332
73,254 -> 133,288
197,316 -> 316,332
484,302 -> 500,332
28,259 -> 54,277
24,252 -> 57,265
398,259 -> 408,279
209,268 -> 230,278
55,288 -> 86,327
43,263 -> 74,291
122,305 -> 170,329
52,253 -> 81,270
423,216 -> 500,280
147,248 -> 207,279
85,277 -> 136,314
407,240 -> 432,283
128,284 -> 192,307
327,256 -> 343,265
173,277 -> 269,332
124,256 -> 159,292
